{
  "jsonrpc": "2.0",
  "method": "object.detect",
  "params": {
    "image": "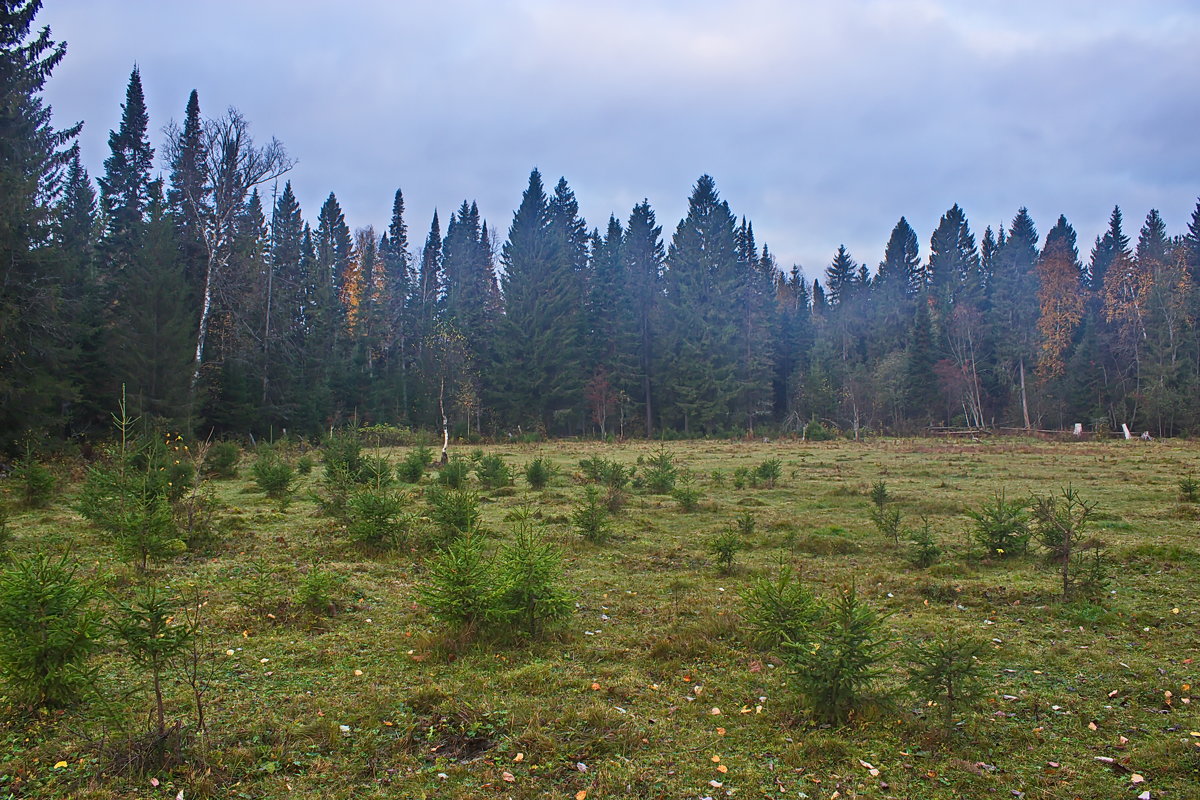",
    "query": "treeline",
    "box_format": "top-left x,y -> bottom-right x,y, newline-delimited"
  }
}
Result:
4,16 -> 1200,450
